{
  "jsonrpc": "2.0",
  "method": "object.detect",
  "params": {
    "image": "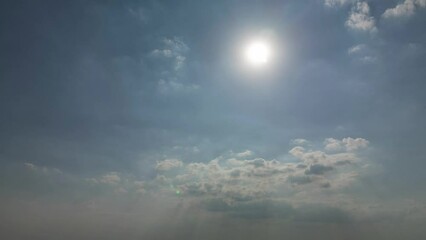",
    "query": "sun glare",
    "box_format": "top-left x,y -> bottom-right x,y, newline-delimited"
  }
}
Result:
245,41 -> 271,66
